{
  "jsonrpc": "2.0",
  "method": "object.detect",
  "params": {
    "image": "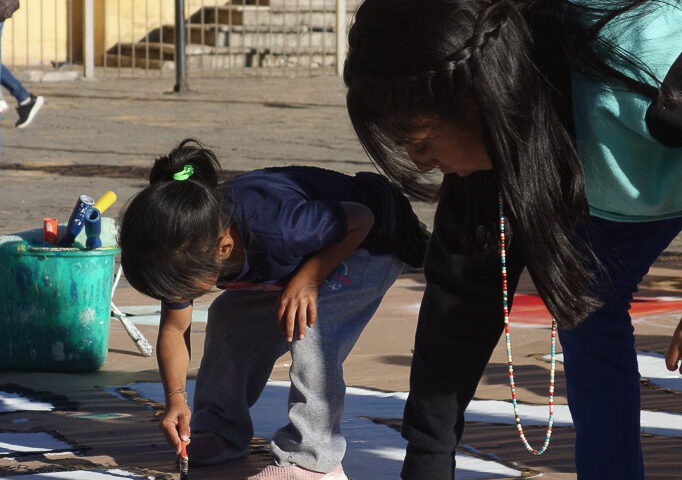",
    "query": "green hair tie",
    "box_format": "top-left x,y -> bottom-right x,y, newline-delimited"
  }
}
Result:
173,164 -> 195,181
